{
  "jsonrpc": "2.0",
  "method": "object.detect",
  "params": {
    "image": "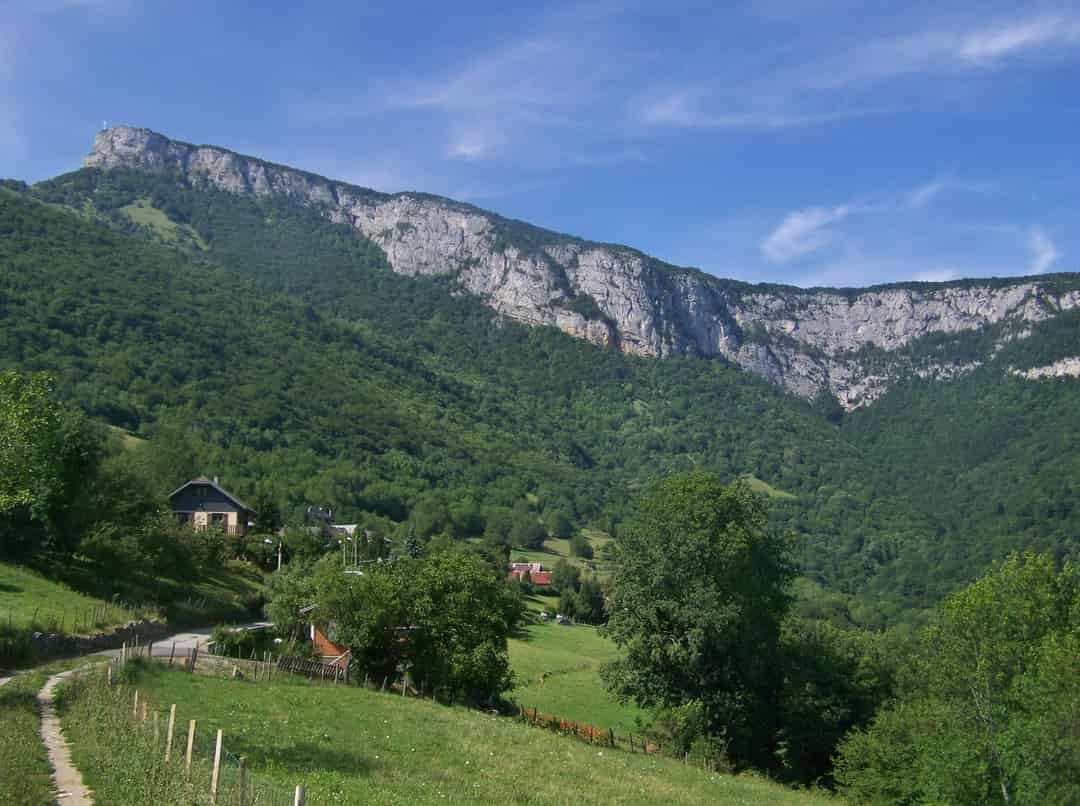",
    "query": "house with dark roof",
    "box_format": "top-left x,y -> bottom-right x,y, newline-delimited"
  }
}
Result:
168,476 -> 256,537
